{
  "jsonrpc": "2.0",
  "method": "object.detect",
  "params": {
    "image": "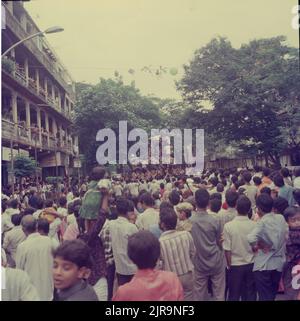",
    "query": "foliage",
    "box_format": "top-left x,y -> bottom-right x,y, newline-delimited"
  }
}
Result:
177,36 -> 300,167
13,155 -> 37,178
